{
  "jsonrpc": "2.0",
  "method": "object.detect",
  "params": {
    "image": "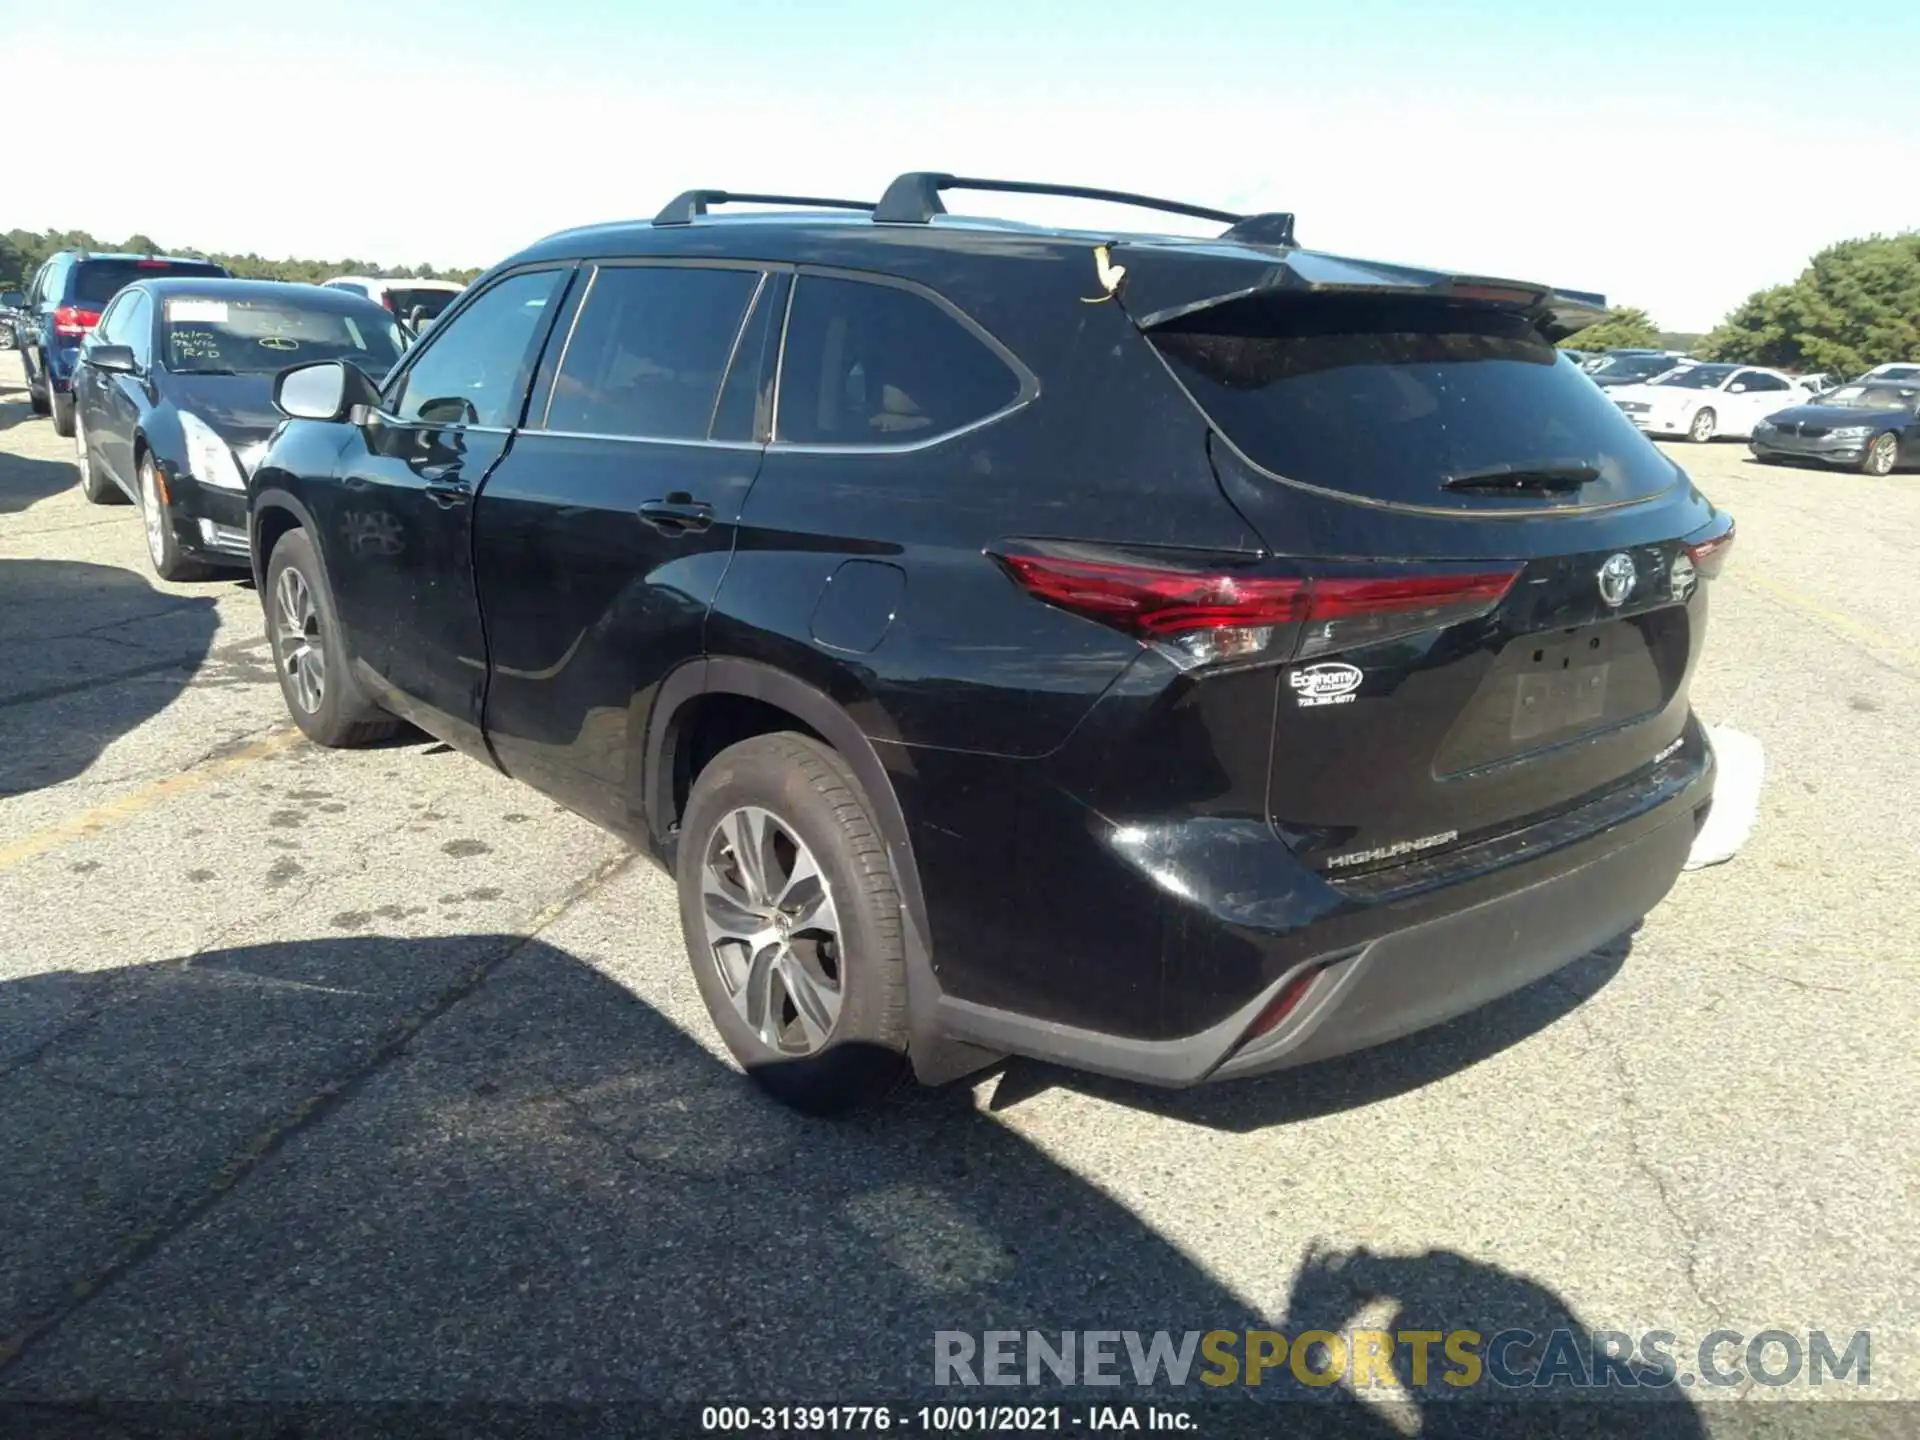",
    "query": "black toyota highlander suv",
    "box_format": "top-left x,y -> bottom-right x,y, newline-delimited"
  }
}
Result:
249,174 -> 1729,1114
